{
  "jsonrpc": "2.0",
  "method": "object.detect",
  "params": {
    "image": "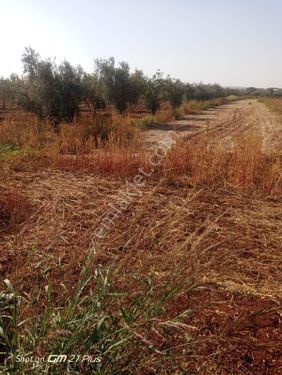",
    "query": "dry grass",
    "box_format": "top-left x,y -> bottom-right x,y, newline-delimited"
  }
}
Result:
131,109 -> 176,129
261,97 -> 282,117
48,126 -> 282,195
0,162 -> 281,374
181,97 -> 229,115
0,101 -> 281,374
0,189 -> 33,232
163,130 -> 281,195
0,111 -> 141,152
0,115 -> 55,149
